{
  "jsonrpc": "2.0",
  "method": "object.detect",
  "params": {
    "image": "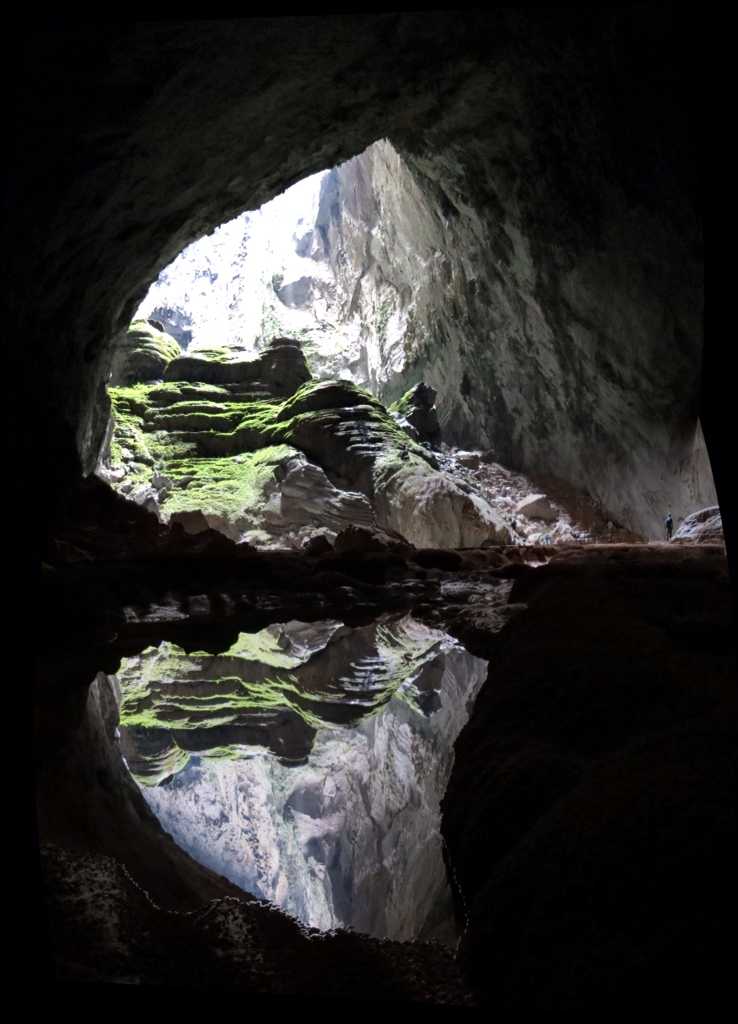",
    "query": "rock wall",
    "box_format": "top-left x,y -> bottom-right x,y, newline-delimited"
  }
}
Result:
301,138 -> 712,539
441,544 -> 736,1011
